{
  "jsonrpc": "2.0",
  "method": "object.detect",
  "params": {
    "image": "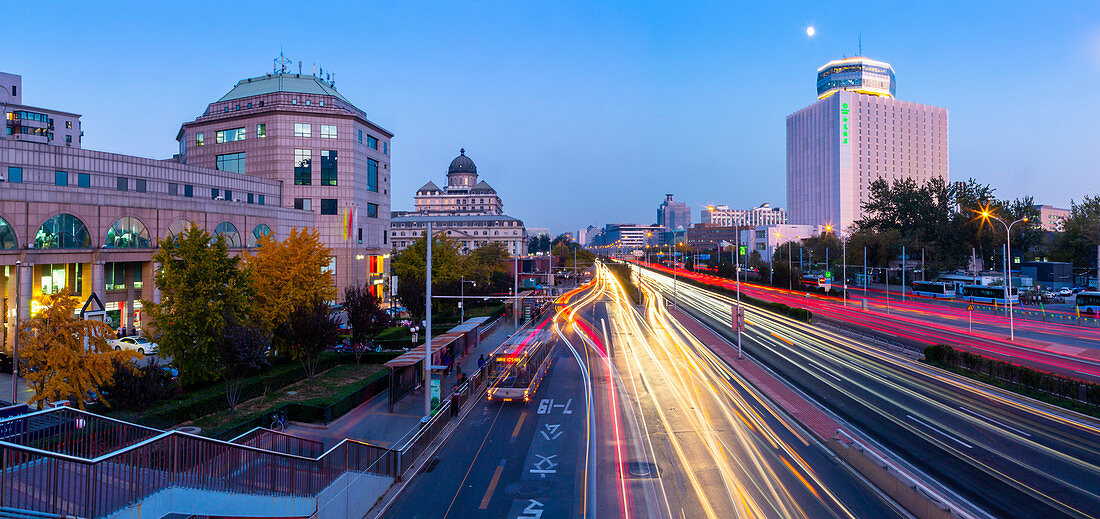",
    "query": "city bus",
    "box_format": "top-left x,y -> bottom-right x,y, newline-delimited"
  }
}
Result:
800,274 -> 832,292
911,281 -> 956,299
487,327 -> 555,403
961,285 -> 1018,305
1076,291 -> 1100,315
